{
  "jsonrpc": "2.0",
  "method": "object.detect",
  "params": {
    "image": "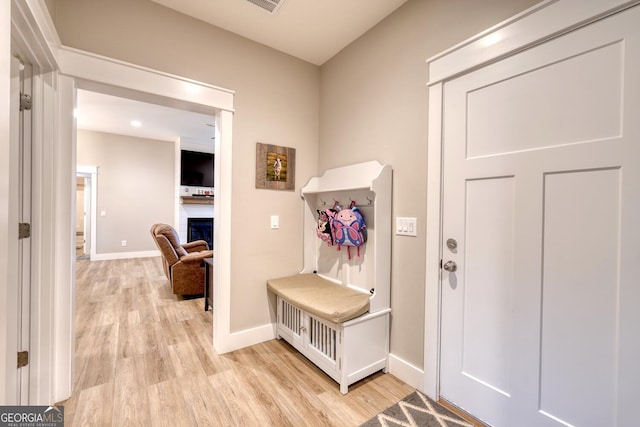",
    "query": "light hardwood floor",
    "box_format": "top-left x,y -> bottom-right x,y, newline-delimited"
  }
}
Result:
61,257 -> 414,426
